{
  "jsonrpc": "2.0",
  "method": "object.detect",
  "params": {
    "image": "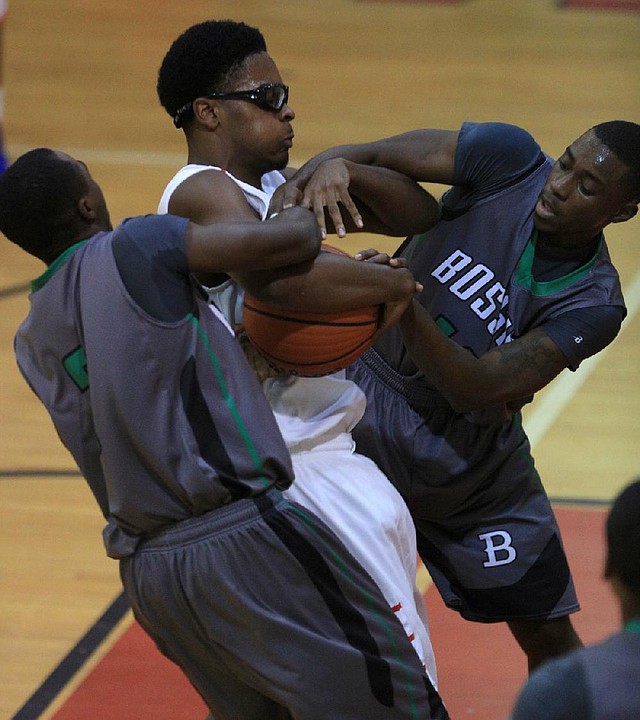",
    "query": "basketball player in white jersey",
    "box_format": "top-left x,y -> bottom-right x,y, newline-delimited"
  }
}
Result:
156,19 -> 444,692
